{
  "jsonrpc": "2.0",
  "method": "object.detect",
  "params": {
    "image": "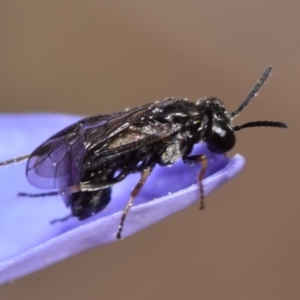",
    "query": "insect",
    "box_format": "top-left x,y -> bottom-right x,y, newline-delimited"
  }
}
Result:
0,66 -> 287,239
